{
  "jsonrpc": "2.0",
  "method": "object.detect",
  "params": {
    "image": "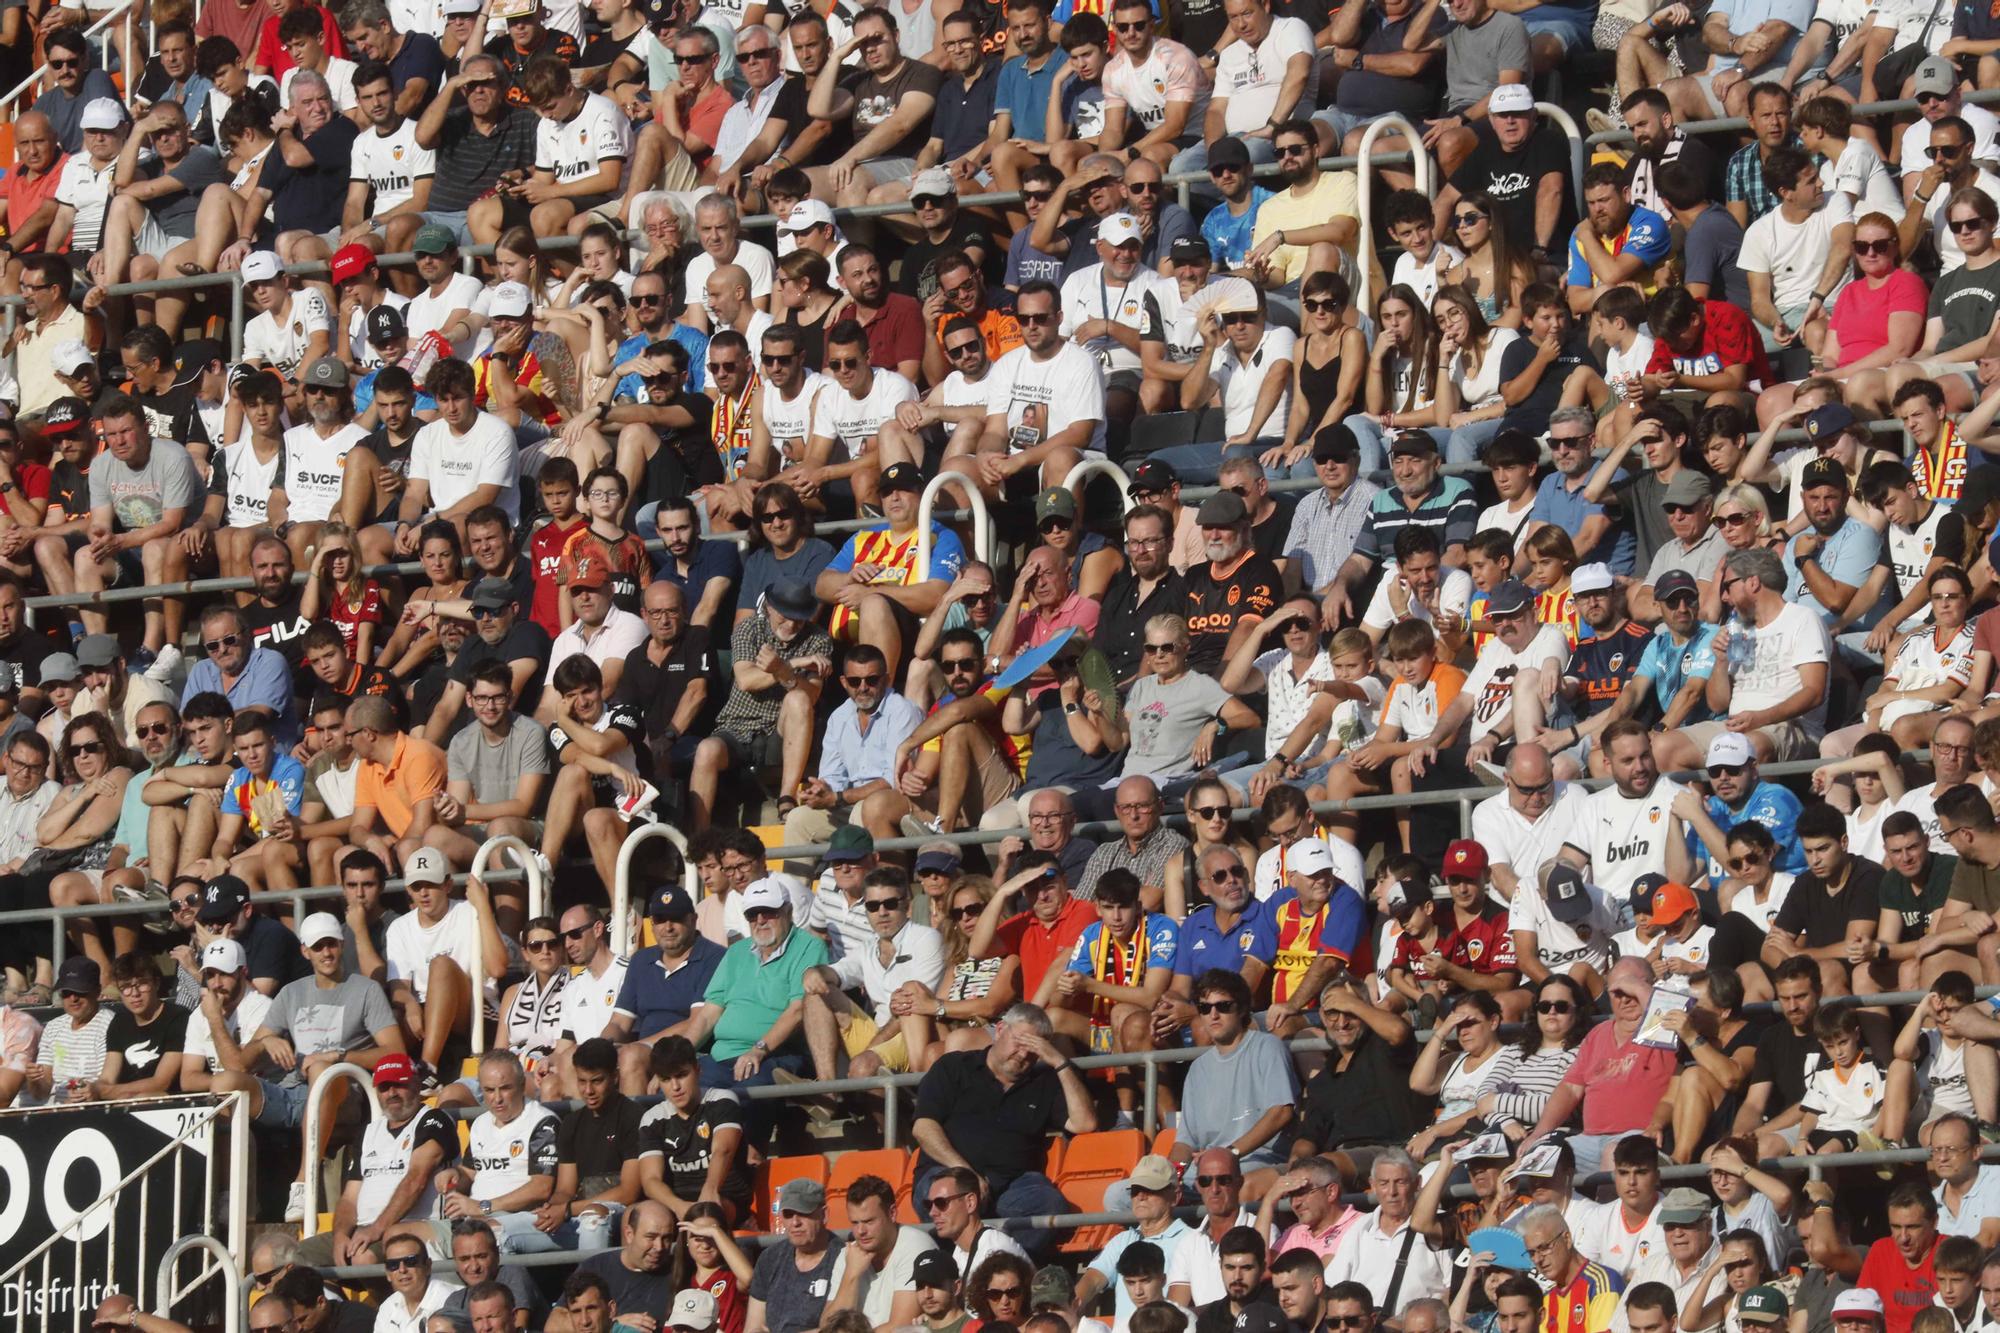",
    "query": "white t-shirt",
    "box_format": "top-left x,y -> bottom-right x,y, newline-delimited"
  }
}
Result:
1898,104 -> 2000,177
810,370 -> 919,452
1058,263 -> 1173,374
1604,332 -> 1658,402
937,368 -> 994,412
1361,565 -> 1474,633
347,291 -> 410,370
826,1226 -> 938,1327
535,90 -> 631,192
1449,328 -> 1520,407
218,437 -> 282,529
1208,326 -> 1297,439
1102,37 -> 1211,135
405,271 -> 484,359
1470,782 -> 1590,893
54,154 -> 117,253
350,116 -> 436,215
1724,602 -> 1832,738
1572,1201 -> 1665,1278
1508,876 -> 1617,972
385,899 -> 500,1015
279,422 -> 370,524
1461,623 -> 1568,743
984,341 -> 1109,456
1391,244 -> 1464,310
1825,136 -> 1903,216
181,989 -> 274,1073
243,289 -> 334,378
1476,498 -> 1537,551
1213,15 -> 1316,134
410,410 -> 521,523
1726,873 -> 1795,934
1739,192 -> 1855,312
760,373 -> 829,464
686,242 -> 778,319
1572,776 -> 1687,907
